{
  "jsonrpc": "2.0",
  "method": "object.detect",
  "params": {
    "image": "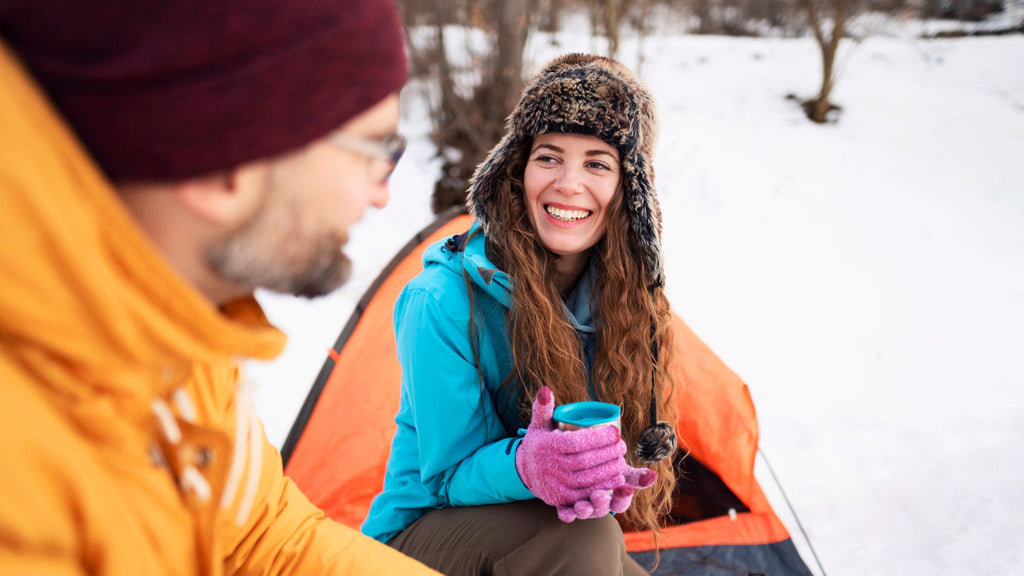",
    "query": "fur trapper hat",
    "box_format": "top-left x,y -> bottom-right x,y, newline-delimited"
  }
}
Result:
466,53 -> 664,288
